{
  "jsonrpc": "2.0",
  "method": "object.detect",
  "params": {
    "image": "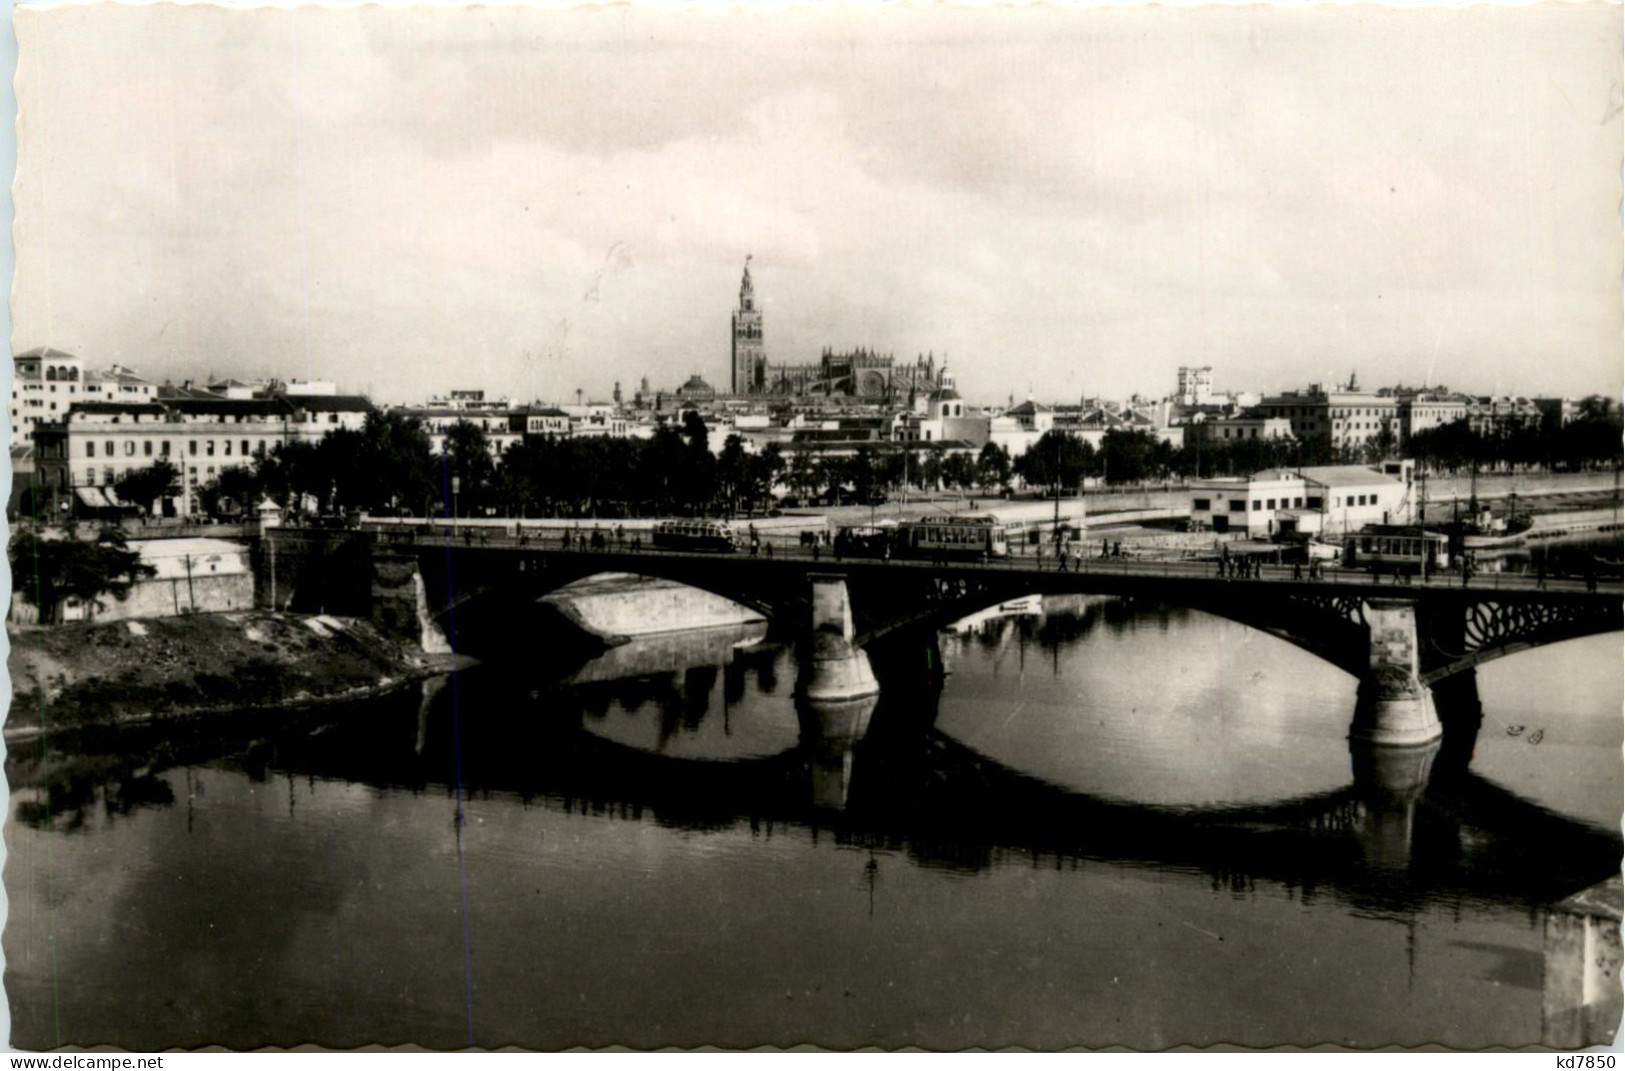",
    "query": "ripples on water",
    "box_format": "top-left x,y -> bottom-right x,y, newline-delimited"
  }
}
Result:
5,596 -> 1619,1050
